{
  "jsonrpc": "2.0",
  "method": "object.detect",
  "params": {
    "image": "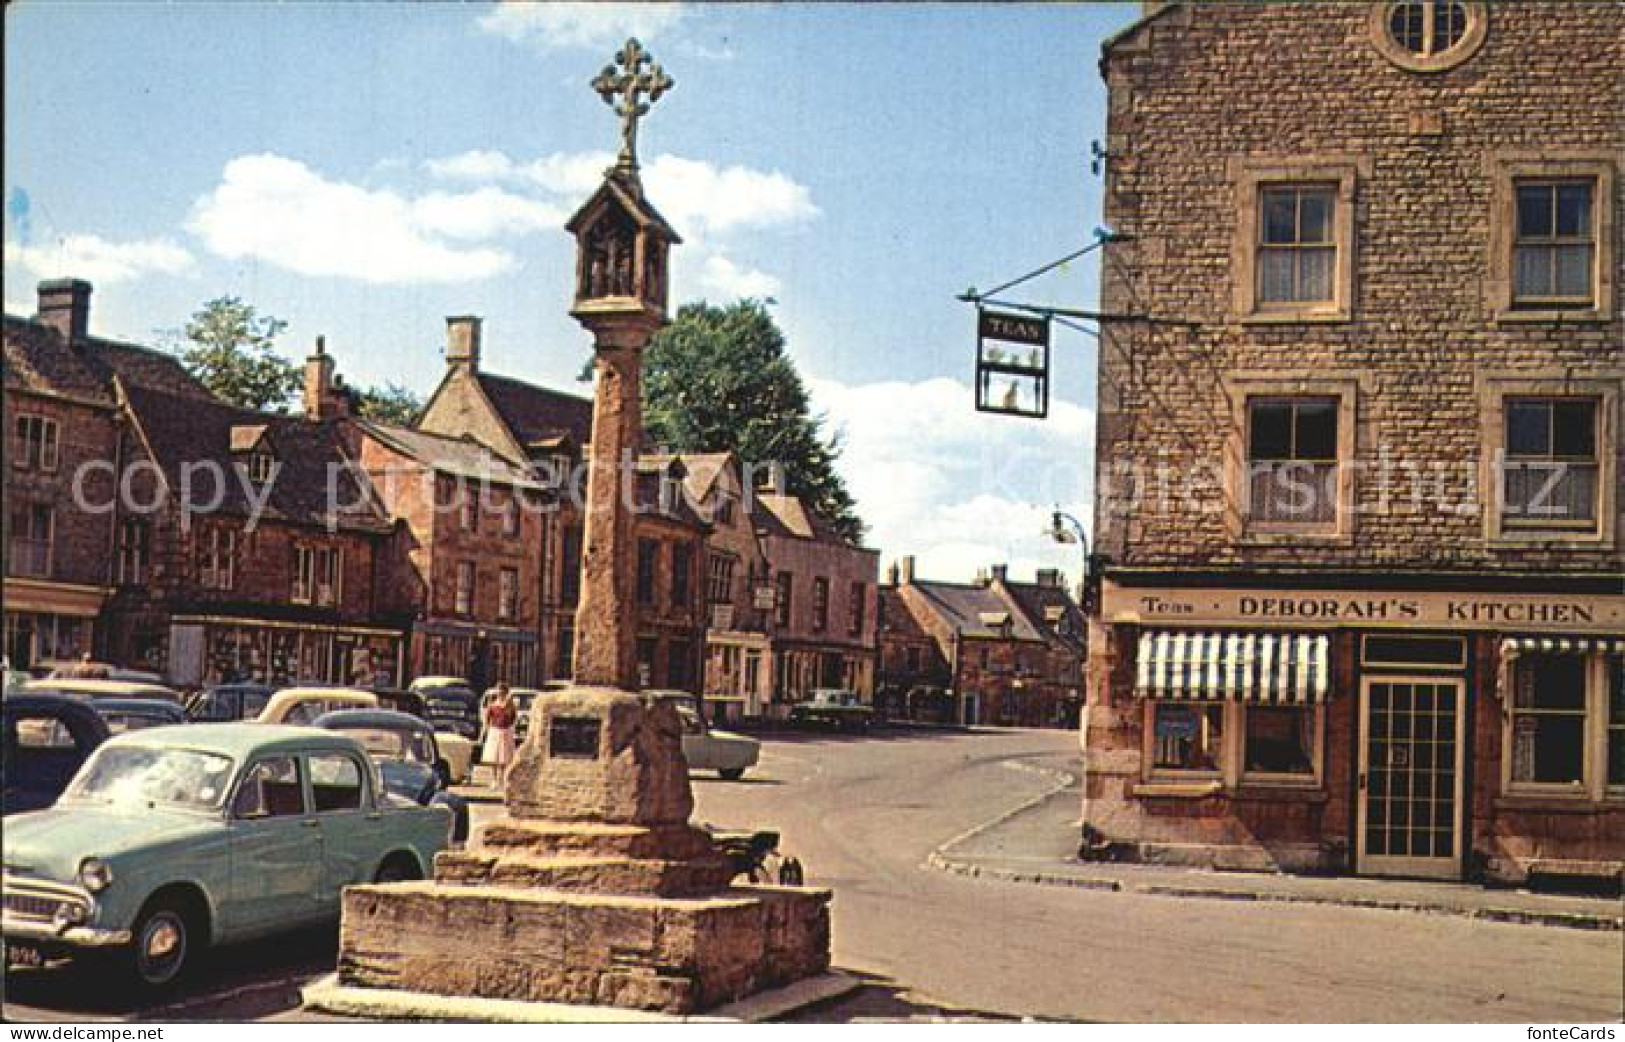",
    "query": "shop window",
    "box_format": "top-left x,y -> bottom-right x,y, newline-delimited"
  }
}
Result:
812,577 -> 829,632
12,415 -> 59,472
1509,654 -> 1588,788
1246,397 -> 1339,528
1501,398 -> 1599,532
1608,658 -> 1625,792
637,539 -> 659,606
1242,706 -> 1318,779
1151,703 -> 1224,775
1512,181 -> 1596,310
498,567 -> 518,622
